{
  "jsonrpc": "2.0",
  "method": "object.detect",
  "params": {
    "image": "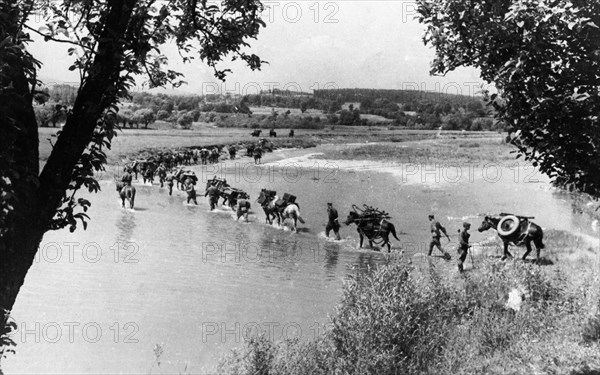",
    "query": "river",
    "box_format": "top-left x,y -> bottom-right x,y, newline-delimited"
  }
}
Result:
4,143 -> 598,374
